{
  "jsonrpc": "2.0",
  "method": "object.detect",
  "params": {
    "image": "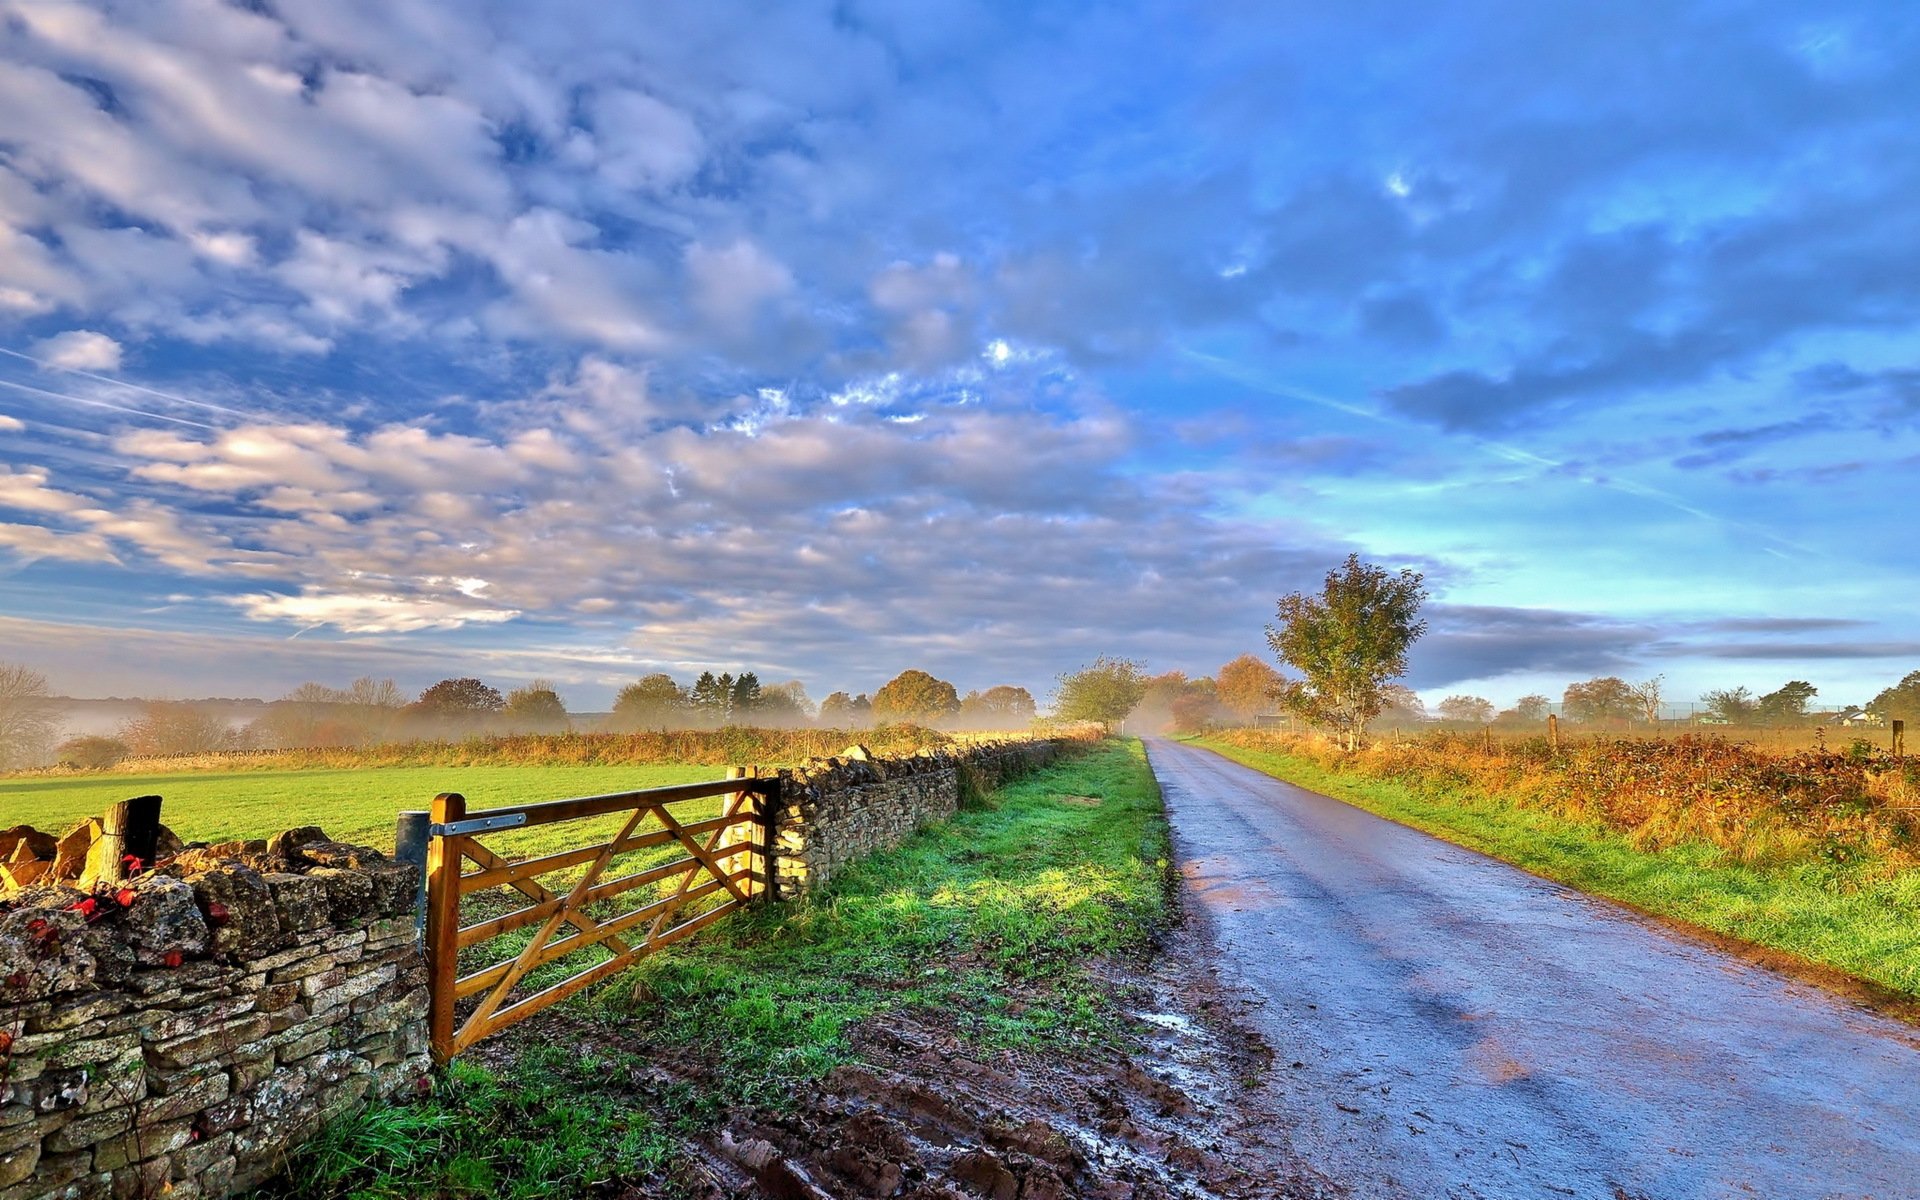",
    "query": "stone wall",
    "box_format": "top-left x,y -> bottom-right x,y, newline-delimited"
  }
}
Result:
768,738 -> 1071,897
0,828 -> 429,1200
